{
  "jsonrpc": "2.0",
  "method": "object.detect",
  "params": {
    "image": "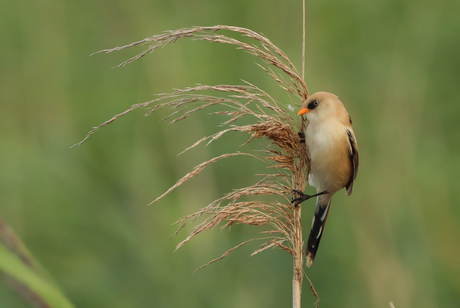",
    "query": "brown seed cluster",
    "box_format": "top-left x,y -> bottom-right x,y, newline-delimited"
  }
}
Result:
73,25 -> 318,303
